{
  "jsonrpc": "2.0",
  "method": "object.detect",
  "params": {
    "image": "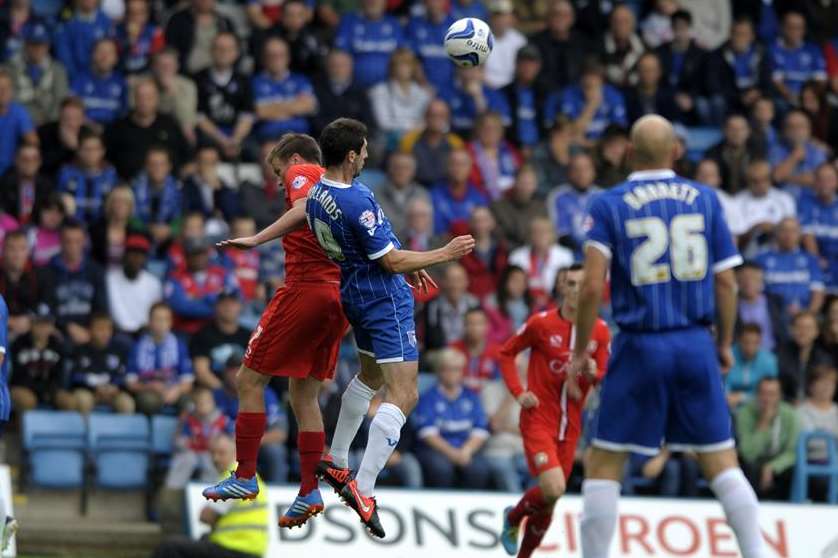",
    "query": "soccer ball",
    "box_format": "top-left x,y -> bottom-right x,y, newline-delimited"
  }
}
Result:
444,17 -> 494,68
